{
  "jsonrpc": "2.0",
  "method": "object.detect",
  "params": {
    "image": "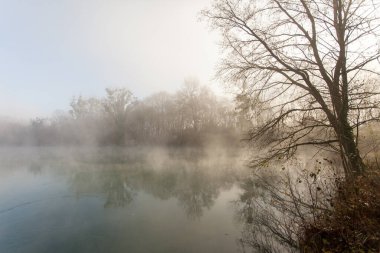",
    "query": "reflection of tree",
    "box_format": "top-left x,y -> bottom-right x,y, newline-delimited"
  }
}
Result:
130,156 -> 238,219
122,164 -> 228,219
235,164 -> 336,253
175,170 -> 218,219
66,149 -> 242,219
235,176 -> 299,253
102,170 -> 134,208
70,168 -> 135,208
28,162 -> 42,175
